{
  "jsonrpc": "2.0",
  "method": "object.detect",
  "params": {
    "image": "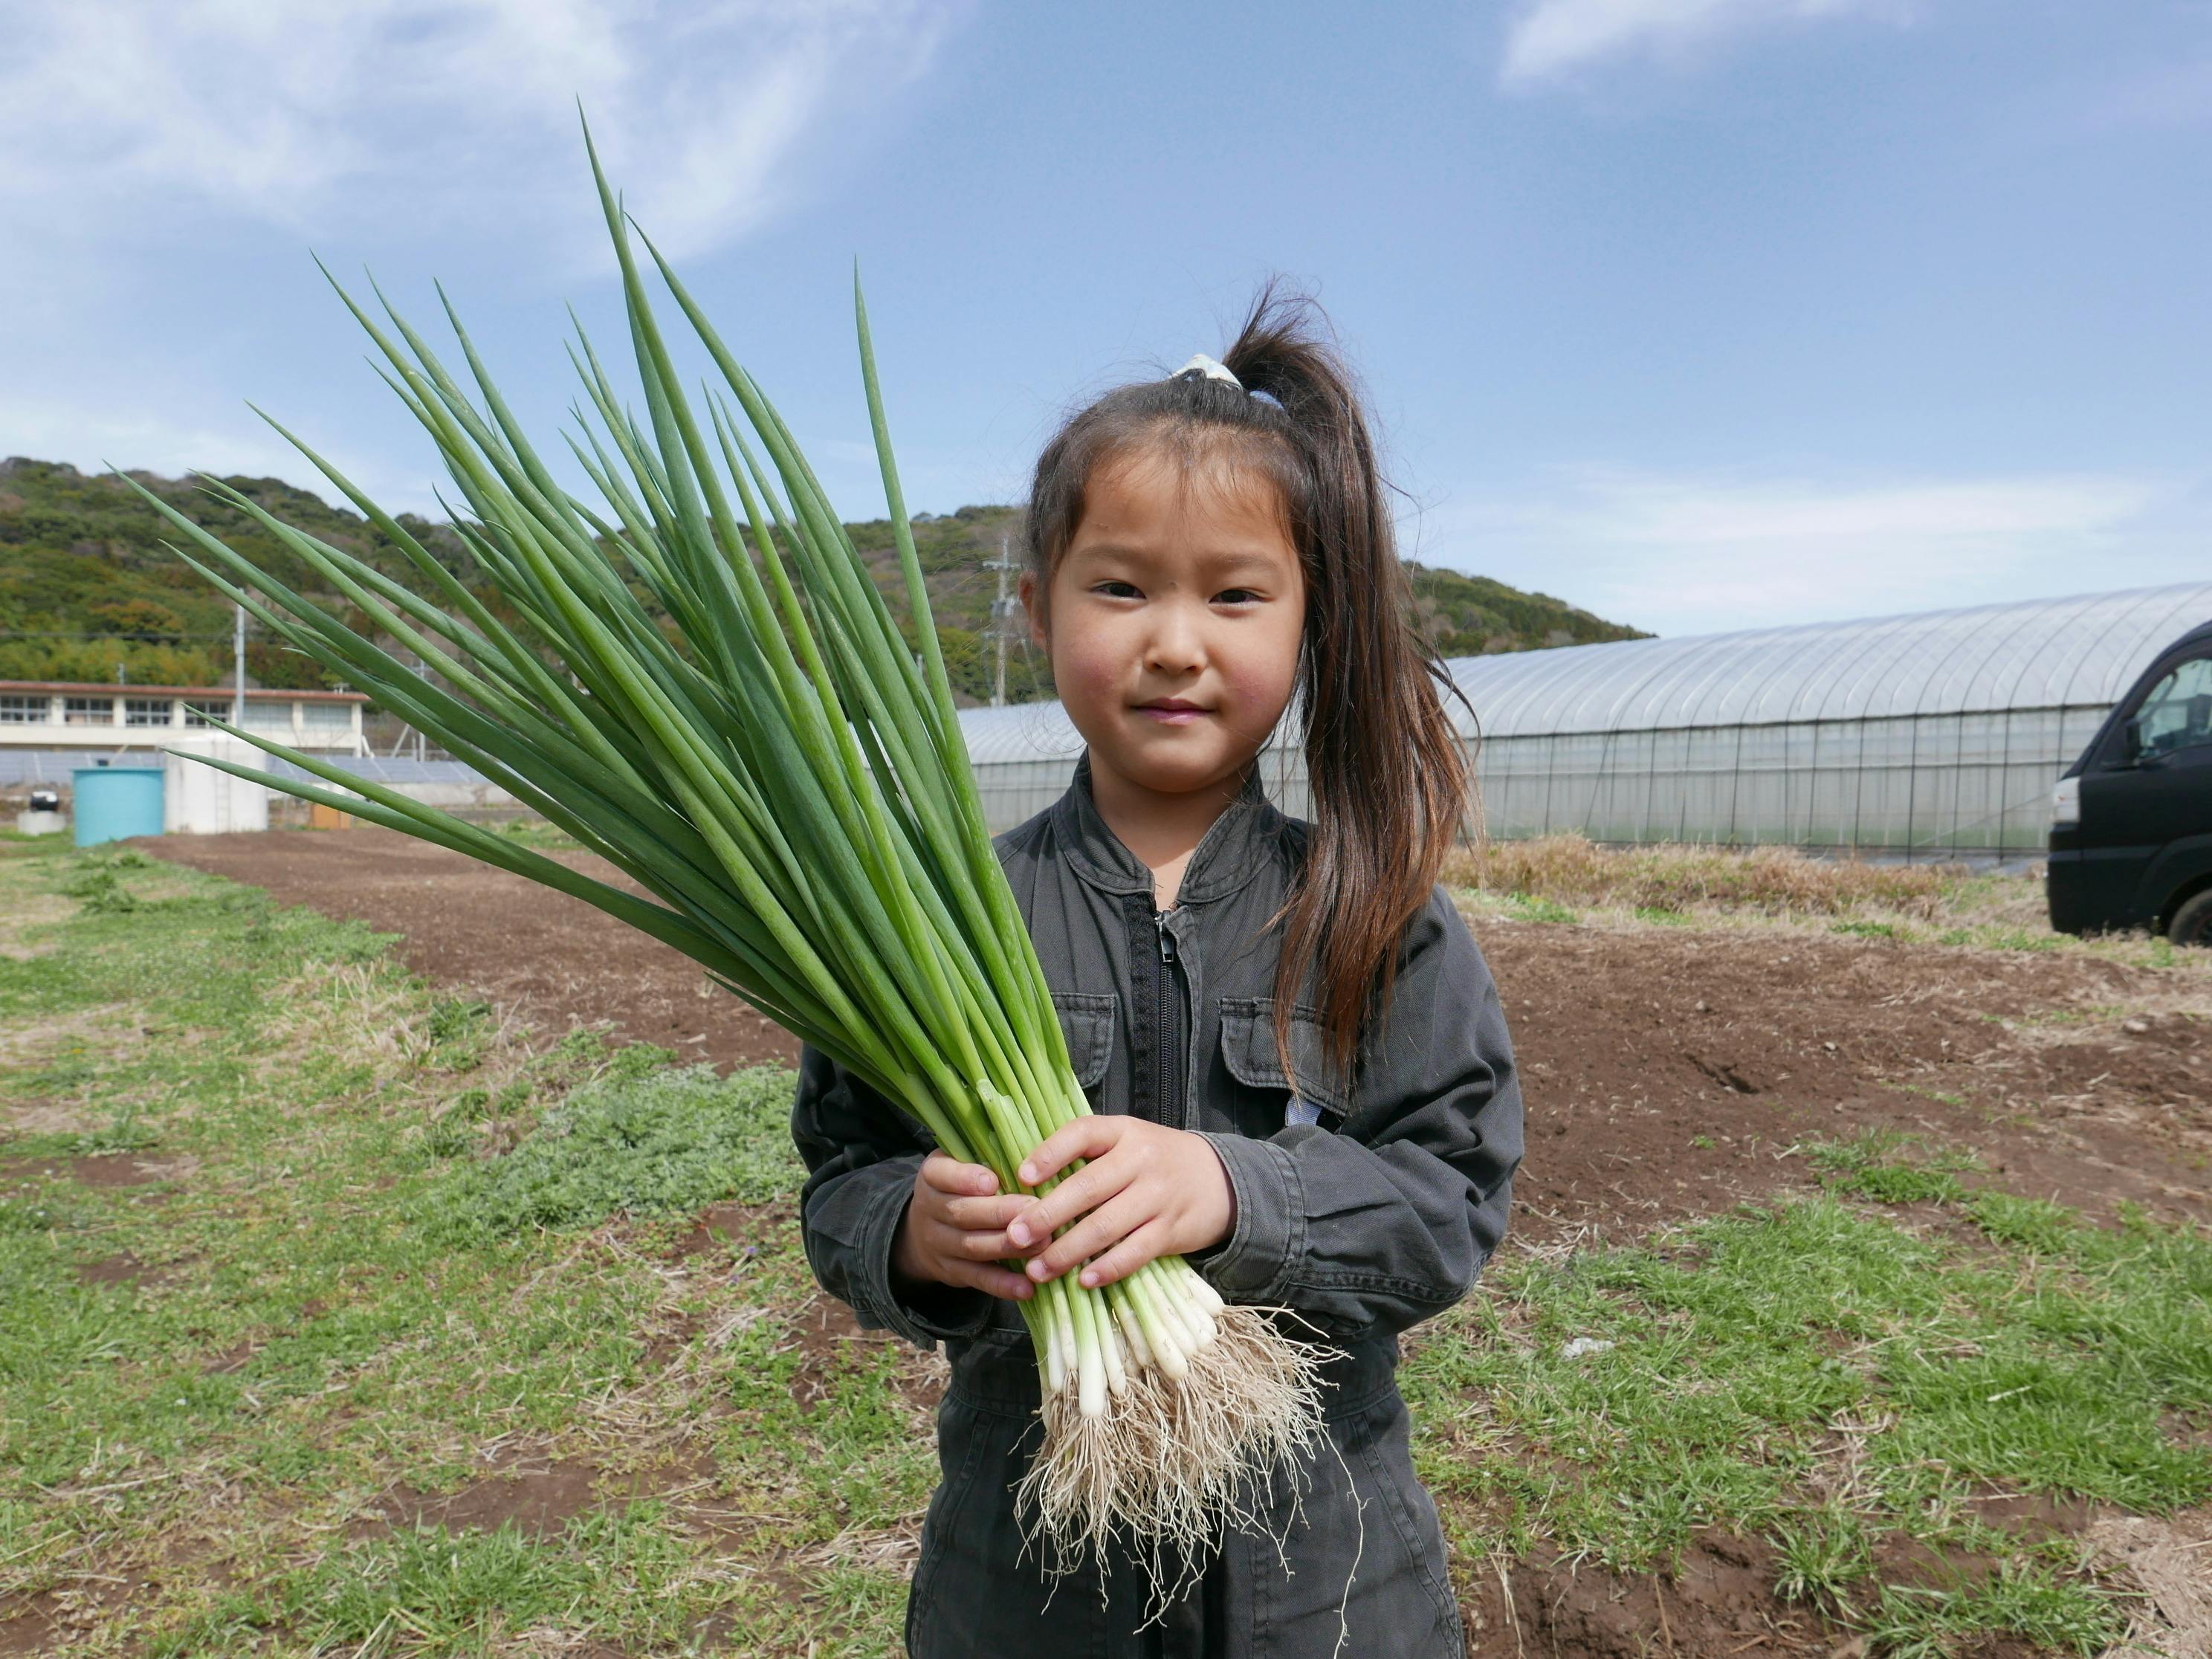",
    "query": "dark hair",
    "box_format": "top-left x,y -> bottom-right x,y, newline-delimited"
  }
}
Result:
1024,282 -> 1477,1089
